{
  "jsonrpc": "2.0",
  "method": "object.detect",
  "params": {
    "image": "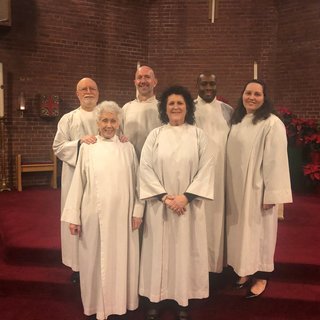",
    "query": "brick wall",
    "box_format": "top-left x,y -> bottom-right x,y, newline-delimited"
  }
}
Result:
275,0 -> 320,119
0,0 -> 149,187
0,0 -> 319,188
147,0 -> 279,105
